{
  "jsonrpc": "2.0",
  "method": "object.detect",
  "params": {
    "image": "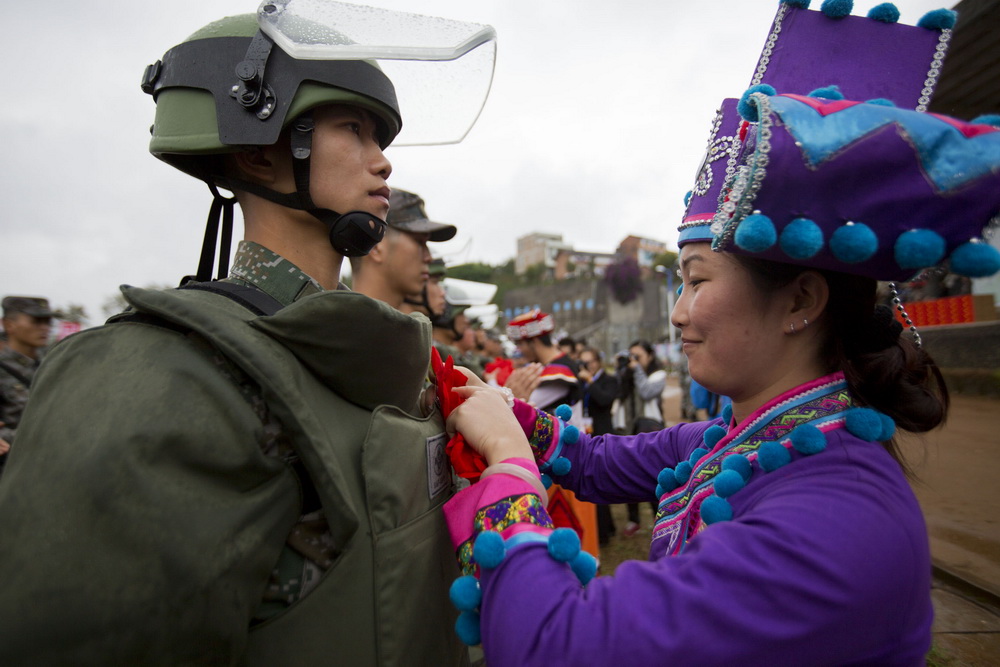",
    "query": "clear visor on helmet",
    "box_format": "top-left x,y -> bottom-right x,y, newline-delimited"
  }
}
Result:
257,0 -> 496,145
441,278 -> 499,306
